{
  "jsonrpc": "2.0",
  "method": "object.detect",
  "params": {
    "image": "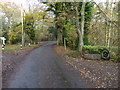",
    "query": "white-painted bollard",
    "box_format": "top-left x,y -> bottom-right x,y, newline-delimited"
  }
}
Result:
20,44 -> 22,49
2,44 -> 4,50
28,43 -> 30,47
